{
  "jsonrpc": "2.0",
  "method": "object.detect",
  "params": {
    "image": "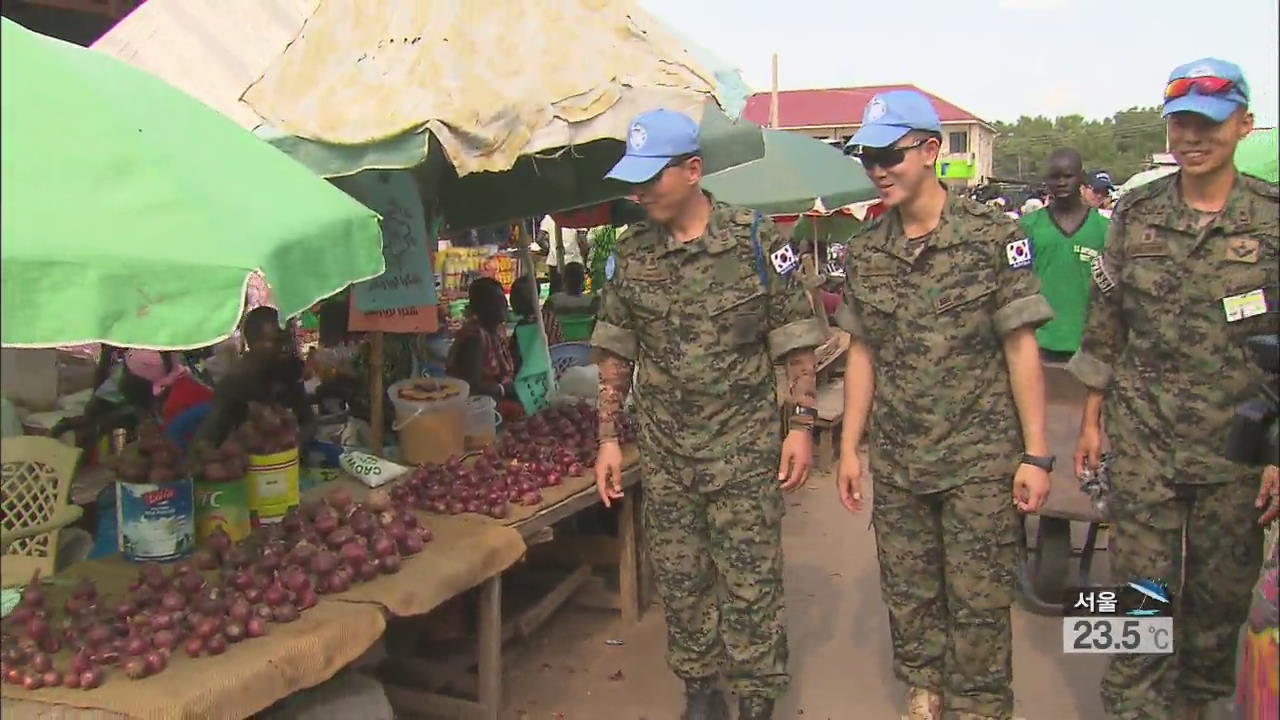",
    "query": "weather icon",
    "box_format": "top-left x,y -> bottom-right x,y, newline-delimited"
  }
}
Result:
1126,578 -> 1170,616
